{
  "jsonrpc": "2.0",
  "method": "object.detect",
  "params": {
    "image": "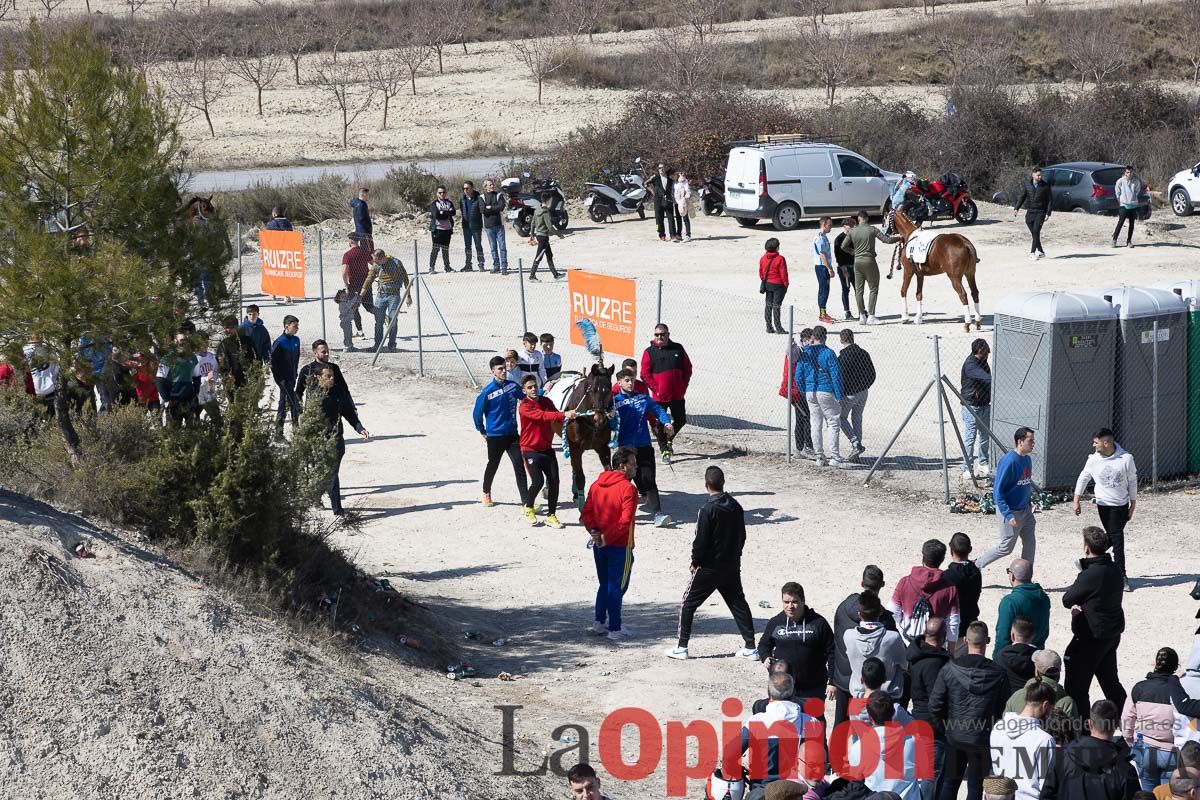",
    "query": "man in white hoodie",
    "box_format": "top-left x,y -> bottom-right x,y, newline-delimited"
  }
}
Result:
989,679 -> 1057,800
1072,428 -> 1137,591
